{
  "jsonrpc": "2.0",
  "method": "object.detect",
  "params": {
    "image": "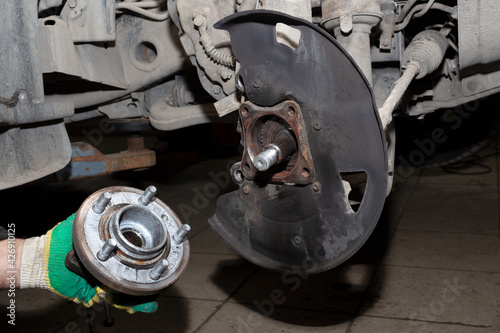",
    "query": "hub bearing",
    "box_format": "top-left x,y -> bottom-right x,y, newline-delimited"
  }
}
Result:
72,186 -> 190,296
